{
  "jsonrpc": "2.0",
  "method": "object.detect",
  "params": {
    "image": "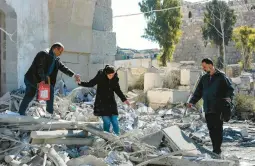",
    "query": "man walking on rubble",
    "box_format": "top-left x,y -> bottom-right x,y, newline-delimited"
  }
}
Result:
19,42 -> 81,116
187,58 -> 234,155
